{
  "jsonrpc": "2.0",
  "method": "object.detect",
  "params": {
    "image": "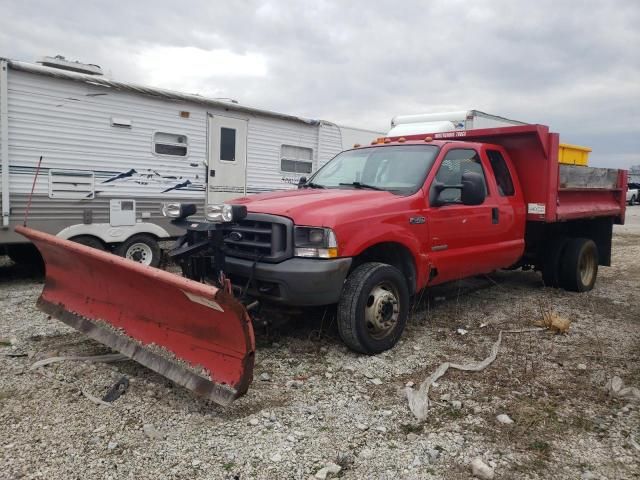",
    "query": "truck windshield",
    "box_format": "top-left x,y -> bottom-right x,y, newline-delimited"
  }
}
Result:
308,145 -> 439,195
